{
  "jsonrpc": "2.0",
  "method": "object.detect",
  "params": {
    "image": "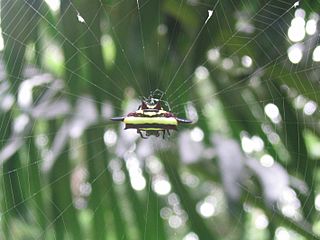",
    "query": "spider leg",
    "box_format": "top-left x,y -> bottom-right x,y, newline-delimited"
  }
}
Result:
155,131 -> 160,138
153,89 -> 164,99
162,130 -> 166,139
137,129 -> 147,139
167,129 -> 171,136
163,100 -> 171,111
